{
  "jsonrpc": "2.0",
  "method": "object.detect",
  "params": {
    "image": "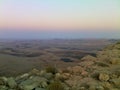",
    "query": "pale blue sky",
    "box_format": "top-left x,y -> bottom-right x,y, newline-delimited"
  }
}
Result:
0,0 -> 120,39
